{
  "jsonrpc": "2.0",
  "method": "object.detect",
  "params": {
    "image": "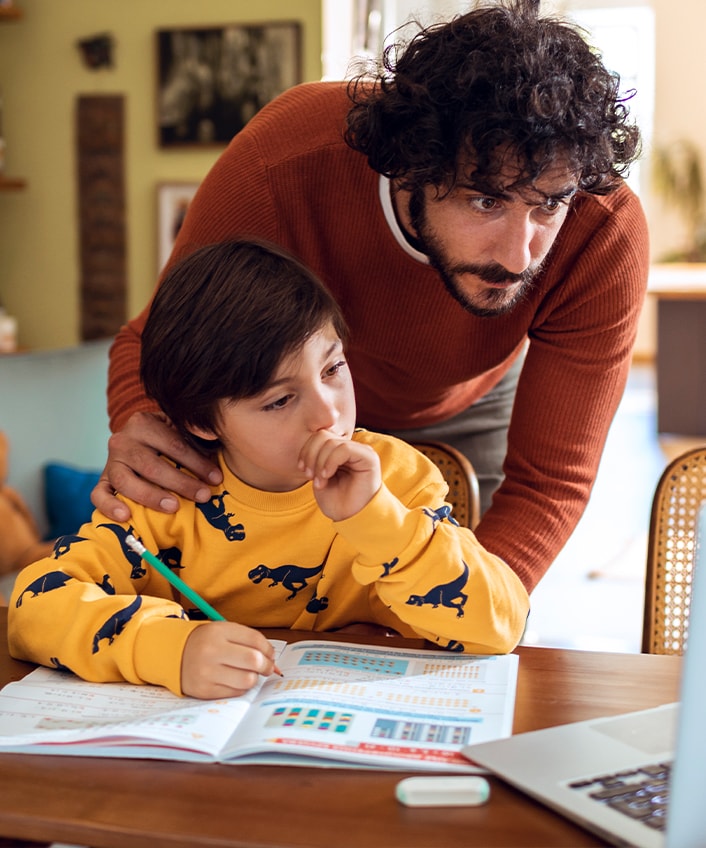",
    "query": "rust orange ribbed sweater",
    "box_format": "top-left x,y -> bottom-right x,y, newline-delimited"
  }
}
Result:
108,82 -> 649,591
